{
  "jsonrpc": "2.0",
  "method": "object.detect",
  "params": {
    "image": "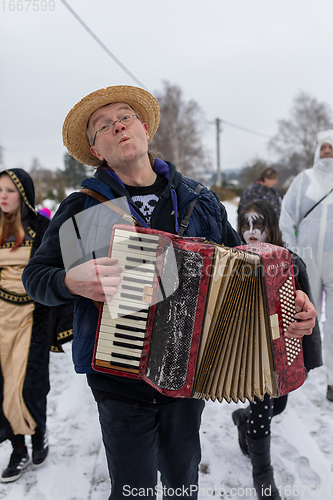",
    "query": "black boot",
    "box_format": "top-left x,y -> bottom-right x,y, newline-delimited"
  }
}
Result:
1,446 -> 30,483
247,435 -> 281,500
232,407 -> 250,457
31,427 -> 49,468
